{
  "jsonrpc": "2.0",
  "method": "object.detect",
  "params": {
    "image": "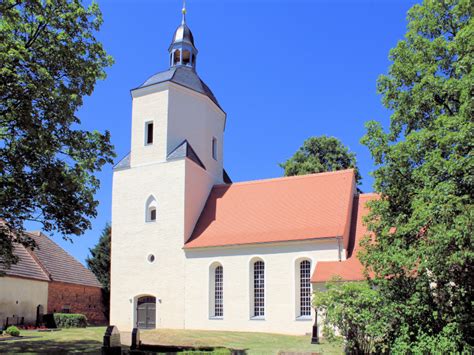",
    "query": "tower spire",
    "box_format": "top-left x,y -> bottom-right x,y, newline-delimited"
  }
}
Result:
169,0 -> 197,70
181,0 -> 186,24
